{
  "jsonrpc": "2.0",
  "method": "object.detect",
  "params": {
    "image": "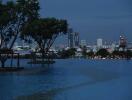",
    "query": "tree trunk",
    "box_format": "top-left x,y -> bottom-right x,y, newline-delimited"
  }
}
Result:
1,60 -> 5,68
42,51 -> 45,62
0,57 -> 7,68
